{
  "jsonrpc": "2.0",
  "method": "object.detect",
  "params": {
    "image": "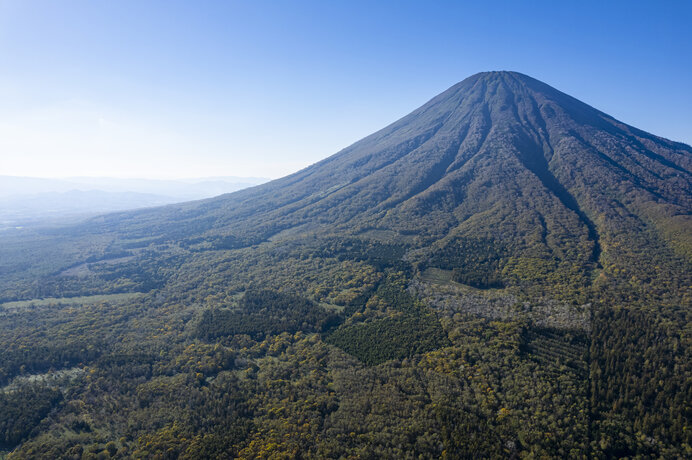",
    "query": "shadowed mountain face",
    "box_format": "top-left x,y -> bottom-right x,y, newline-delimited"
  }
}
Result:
0,72 -> 690,458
